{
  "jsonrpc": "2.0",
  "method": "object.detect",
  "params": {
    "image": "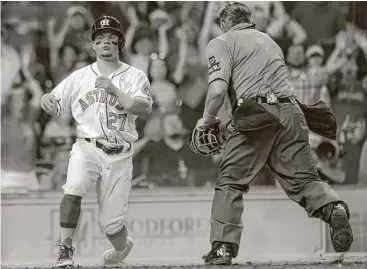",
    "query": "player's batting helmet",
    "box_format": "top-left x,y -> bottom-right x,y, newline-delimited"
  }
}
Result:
92,16 -> 125,48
